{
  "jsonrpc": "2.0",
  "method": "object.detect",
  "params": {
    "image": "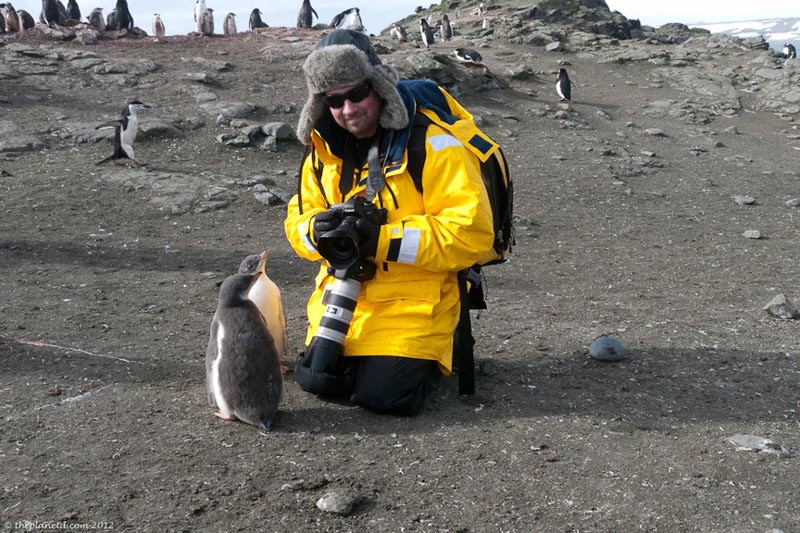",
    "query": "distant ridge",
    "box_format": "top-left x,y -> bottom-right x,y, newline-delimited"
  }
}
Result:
693,17 -> 800,51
